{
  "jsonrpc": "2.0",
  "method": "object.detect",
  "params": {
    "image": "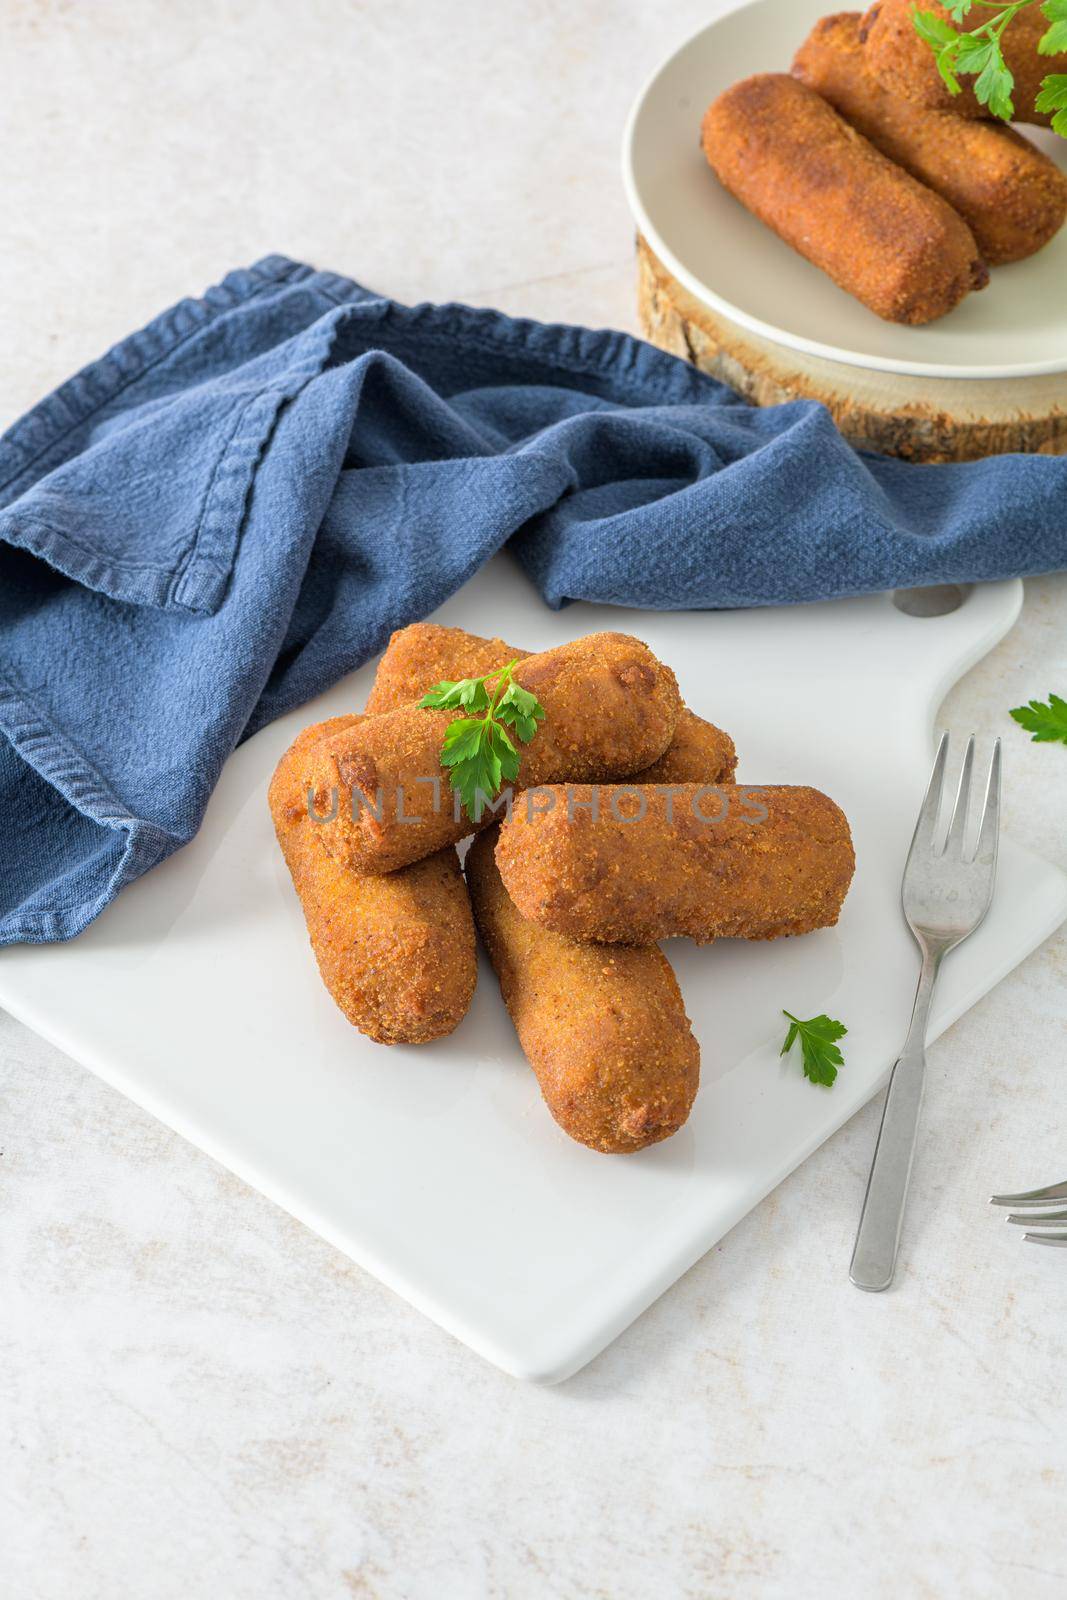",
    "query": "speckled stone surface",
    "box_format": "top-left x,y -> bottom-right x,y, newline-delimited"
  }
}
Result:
2,3 -> 1066,1596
